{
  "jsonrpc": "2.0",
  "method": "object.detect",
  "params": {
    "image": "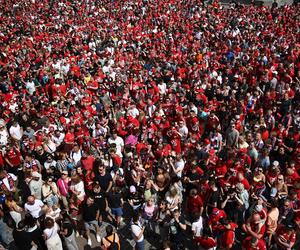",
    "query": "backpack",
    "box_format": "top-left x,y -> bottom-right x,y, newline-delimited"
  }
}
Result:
105,233 -> 119,250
